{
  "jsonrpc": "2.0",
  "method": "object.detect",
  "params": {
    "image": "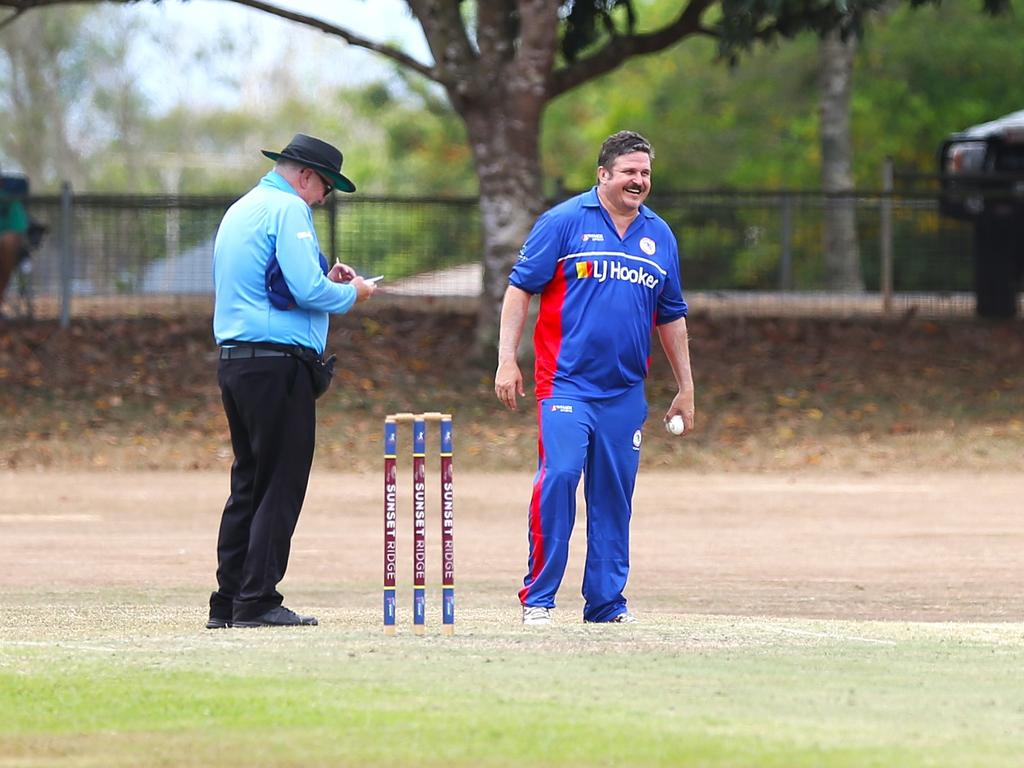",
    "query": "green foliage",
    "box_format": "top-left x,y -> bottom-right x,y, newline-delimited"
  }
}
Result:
6,0 -> 1024,202
854,0 -> 1024,177
129,69 -> 476,197
542,31 -> 824,191
342,72 -> 475,196
0,7 -> 92,183
544,0 -> 1024,190
326,199 -> 481,277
